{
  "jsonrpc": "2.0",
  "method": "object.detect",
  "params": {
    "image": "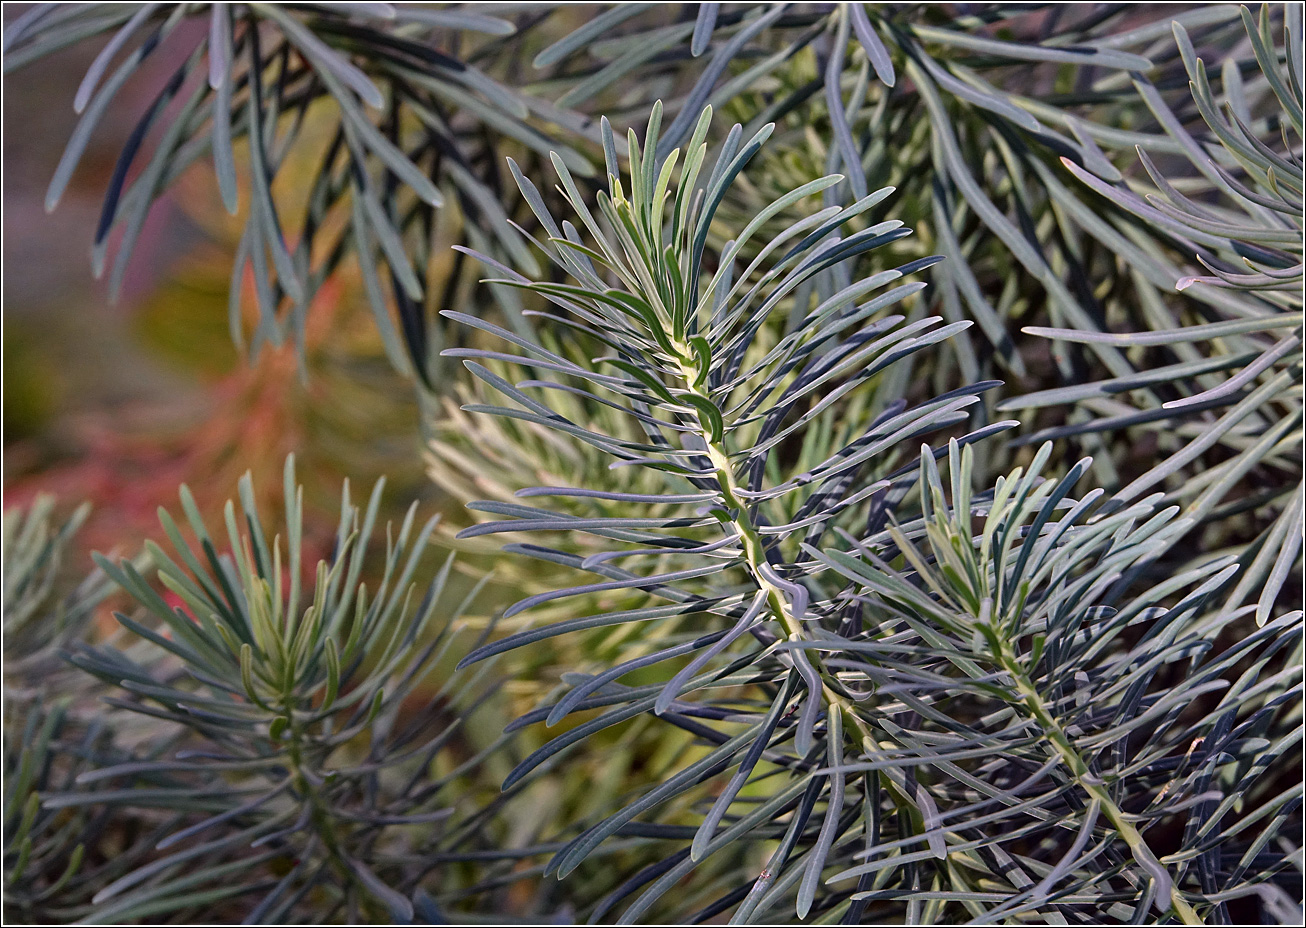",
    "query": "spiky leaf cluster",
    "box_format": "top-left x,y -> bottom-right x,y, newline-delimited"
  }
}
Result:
547,5 -> 1301,561
442,103 -> 992,918
2,498 -> 155,923
3,4 -> 1303,924
58,458 -> 502,923
440,94 -> 1302,921
1031,5 -> 1304,628
805,441 -> 1301,925
2,2 -> 586,380
3,496 -> 106,671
